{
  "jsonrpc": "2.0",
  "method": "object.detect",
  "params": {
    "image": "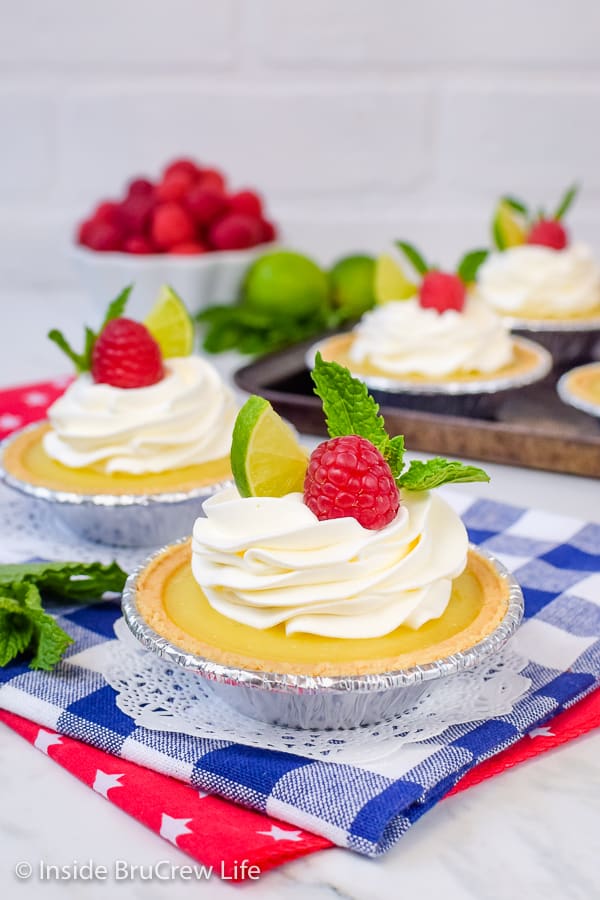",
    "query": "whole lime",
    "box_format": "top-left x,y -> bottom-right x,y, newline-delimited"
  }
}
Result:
329,254 -> 376,317
242,251 -> 329,319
